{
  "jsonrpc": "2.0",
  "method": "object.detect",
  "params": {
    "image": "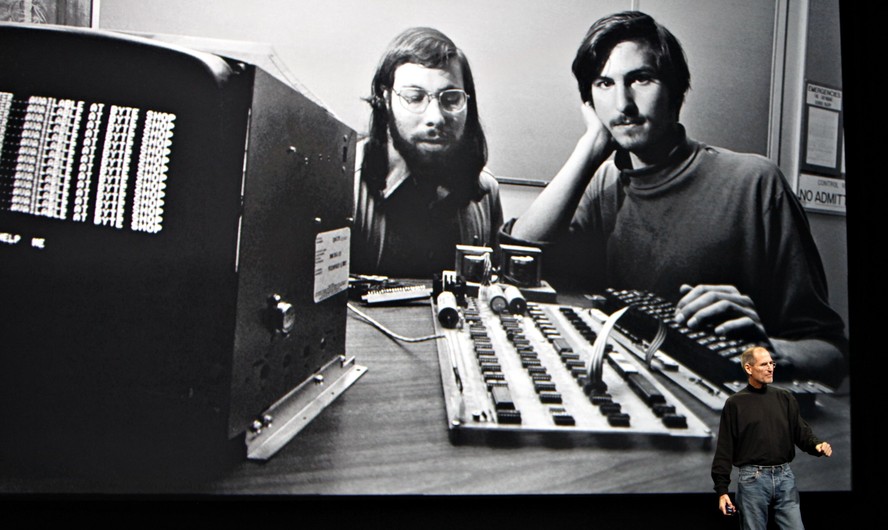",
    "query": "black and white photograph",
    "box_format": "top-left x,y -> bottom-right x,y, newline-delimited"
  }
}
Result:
1,0 -> 871,526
